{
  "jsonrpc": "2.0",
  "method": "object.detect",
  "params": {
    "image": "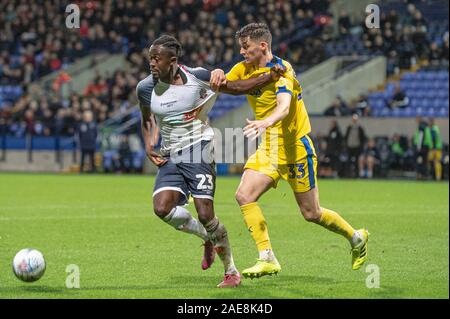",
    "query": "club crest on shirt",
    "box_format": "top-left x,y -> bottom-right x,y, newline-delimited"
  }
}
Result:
183,107 -> 201,121
199,88 -> 208,99
249,88 -> 262,97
